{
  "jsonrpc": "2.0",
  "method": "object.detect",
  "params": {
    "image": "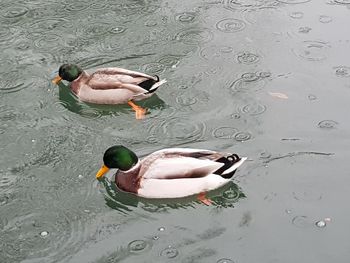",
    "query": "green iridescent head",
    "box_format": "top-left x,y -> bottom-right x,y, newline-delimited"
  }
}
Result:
96,145 -> 139,180
58,64 -> 83,82
103,145 -> 139,171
